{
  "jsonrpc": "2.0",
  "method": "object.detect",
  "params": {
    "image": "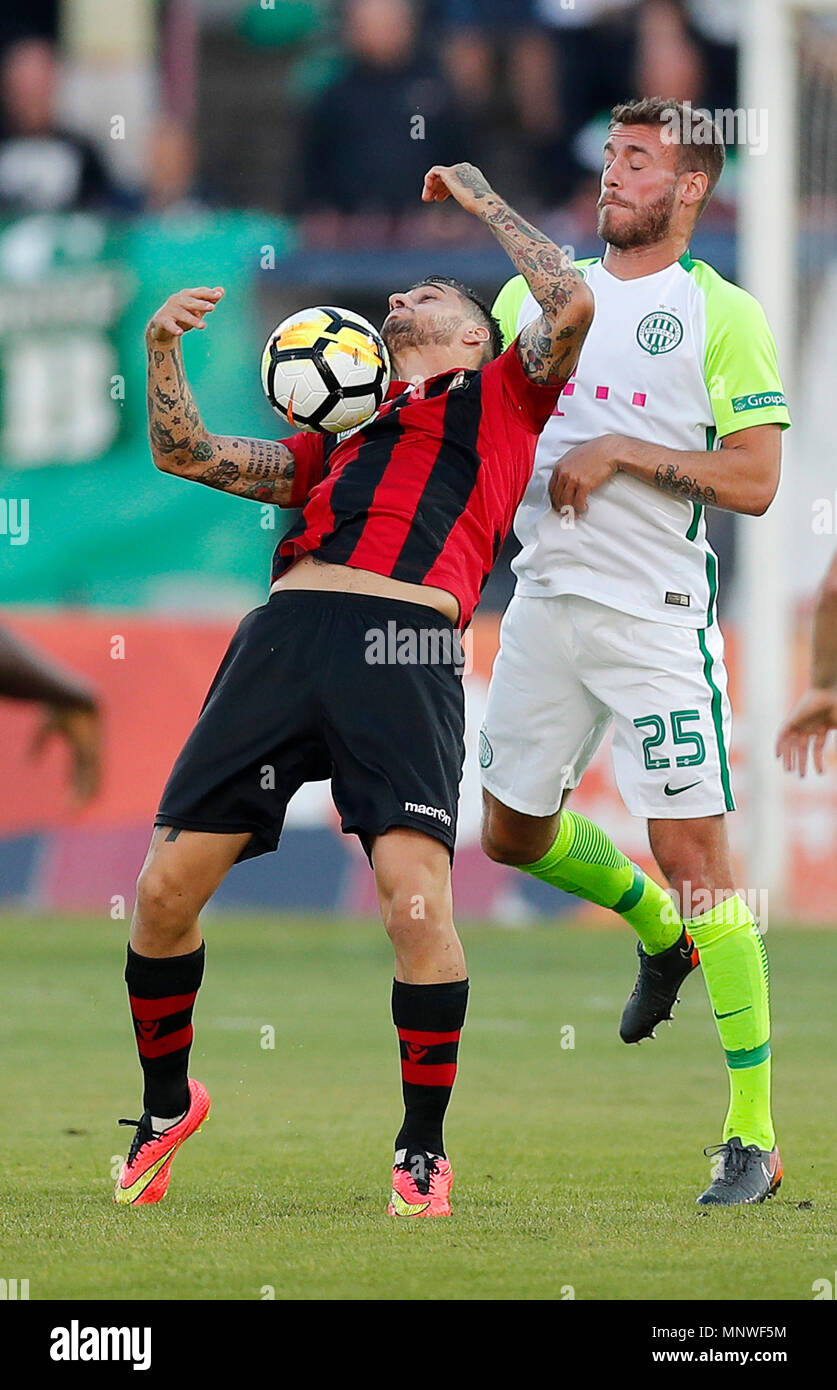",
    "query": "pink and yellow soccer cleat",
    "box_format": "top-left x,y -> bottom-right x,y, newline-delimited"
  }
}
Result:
113,1078 -> 210,1207
387,1148 -> 454,1218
